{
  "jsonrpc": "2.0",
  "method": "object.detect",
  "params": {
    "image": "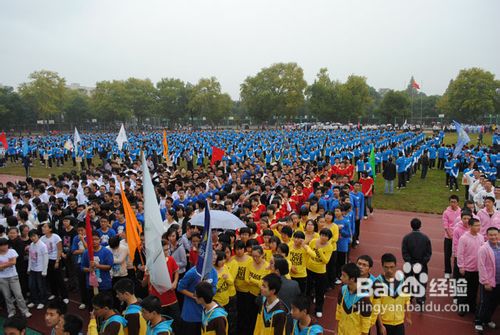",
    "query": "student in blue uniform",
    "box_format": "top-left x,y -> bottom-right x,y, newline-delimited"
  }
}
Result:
290,295 -> 323,335
141,295 -> 173,335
